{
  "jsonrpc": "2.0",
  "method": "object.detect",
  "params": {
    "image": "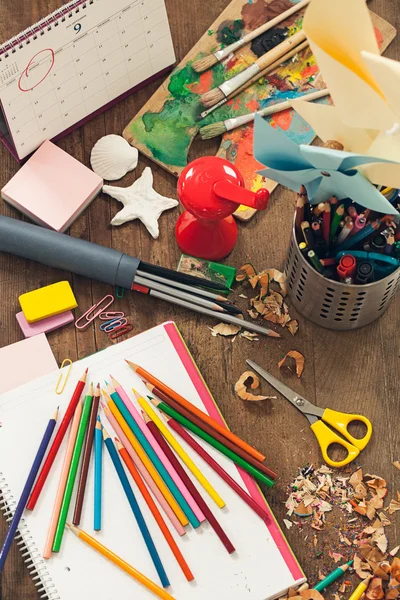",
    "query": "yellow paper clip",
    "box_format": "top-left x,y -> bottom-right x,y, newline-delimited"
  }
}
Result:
55,359 -> 73,395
